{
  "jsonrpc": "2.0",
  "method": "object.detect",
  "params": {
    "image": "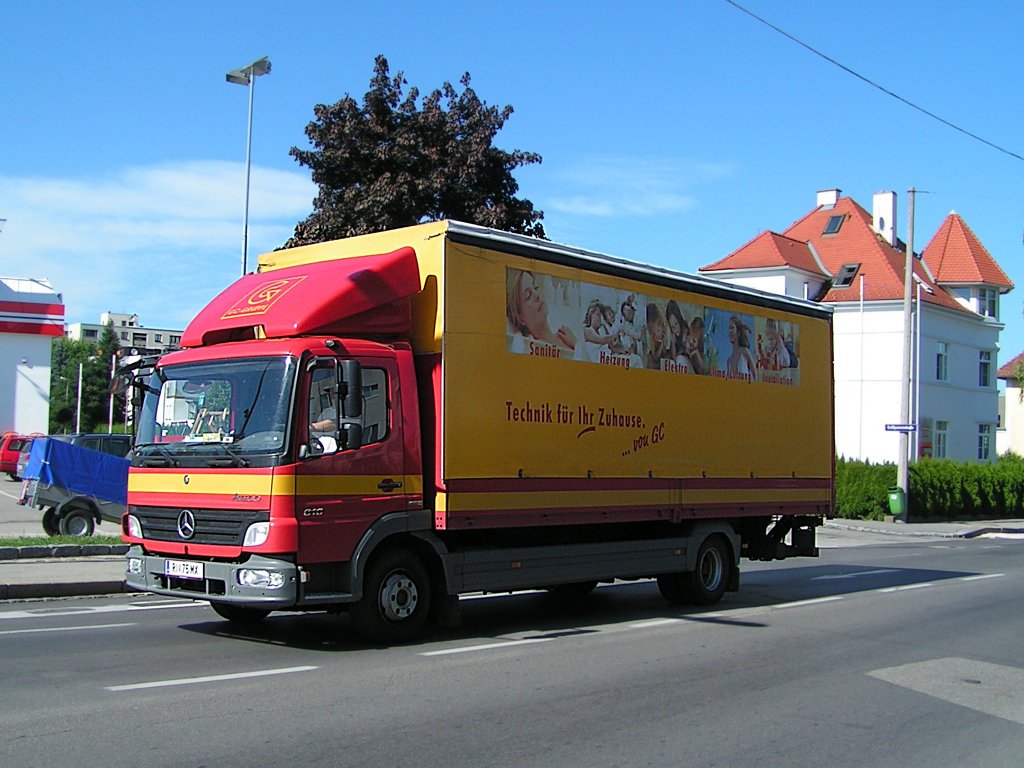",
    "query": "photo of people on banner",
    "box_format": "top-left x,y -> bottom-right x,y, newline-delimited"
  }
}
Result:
505,267 -> 800,385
